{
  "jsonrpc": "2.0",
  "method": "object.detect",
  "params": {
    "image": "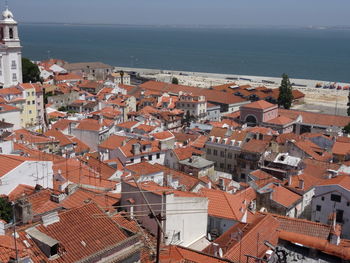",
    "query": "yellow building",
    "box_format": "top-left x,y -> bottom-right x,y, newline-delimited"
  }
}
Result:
18,83 -> 44,128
